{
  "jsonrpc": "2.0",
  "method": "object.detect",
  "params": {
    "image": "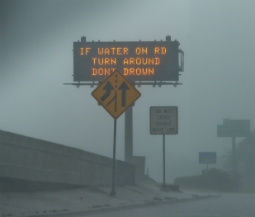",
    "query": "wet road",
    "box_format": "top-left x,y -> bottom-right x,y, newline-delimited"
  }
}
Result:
85,193 -> 255,217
